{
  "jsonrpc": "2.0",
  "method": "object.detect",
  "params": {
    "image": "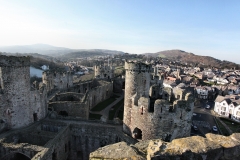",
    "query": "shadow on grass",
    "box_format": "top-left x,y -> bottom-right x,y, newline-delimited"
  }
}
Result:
89,113 -> 102,120
220,117 -> 240,133
108,98 -> 124,120
91,97 -> 116,112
